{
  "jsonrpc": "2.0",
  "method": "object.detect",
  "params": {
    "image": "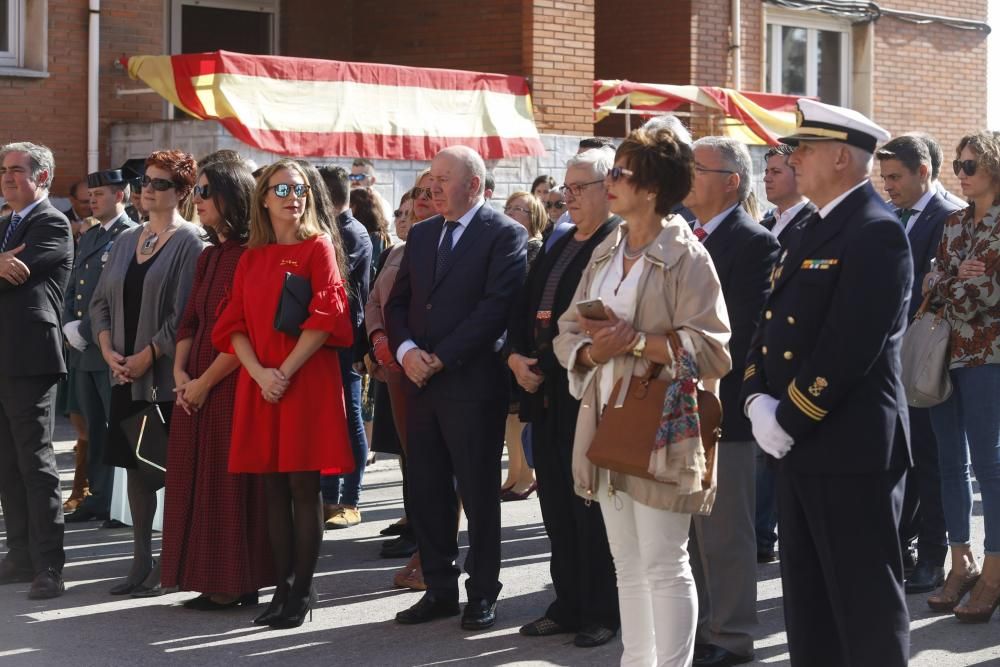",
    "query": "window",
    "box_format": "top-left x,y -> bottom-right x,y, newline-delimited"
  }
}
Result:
765,9 -> 850,106
0,0 -> 22,69
170,0 -> 279,56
